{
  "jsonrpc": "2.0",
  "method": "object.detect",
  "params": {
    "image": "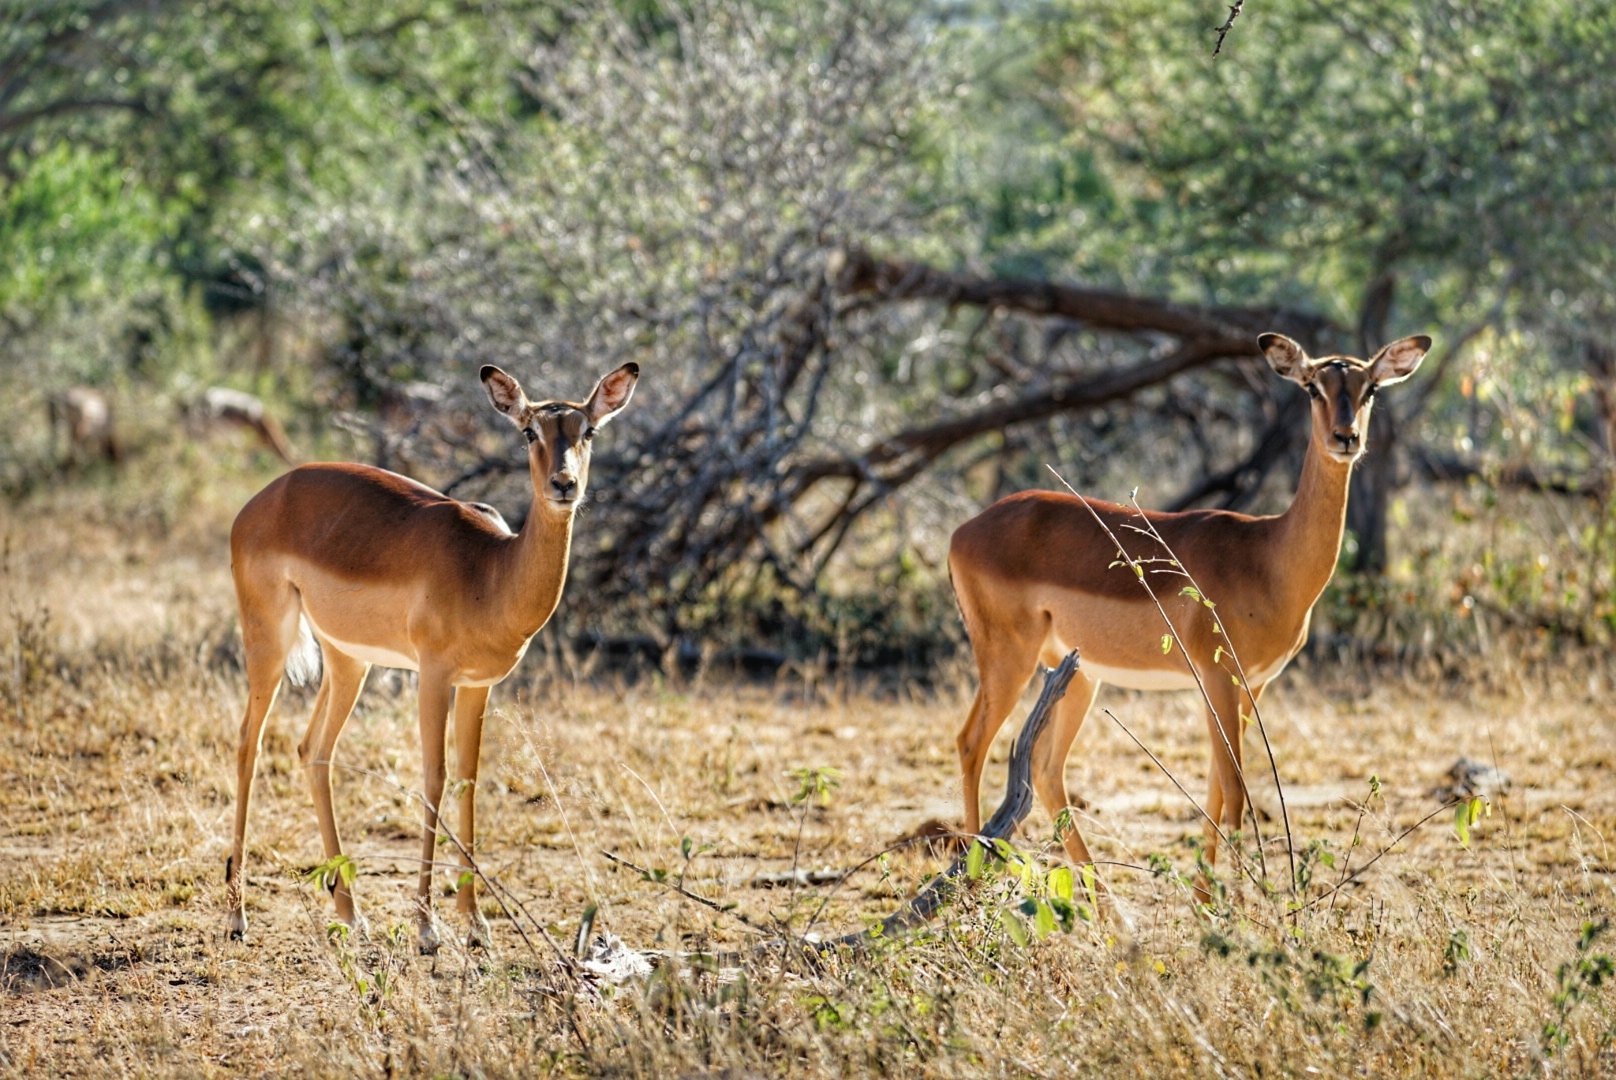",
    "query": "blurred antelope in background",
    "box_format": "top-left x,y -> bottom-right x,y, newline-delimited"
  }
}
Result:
47,386 -> 120,468
183,387 -> 297,464
948,332 -> 1430,903
224,361 -> 639,952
